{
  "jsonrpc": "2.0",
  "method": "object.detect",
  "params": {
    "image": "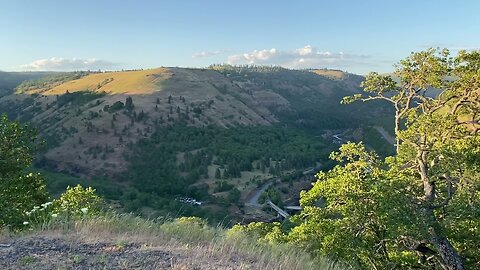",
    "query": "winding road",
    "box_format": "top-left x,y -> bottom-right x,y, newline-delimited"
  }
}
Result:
245,179 -> 275,207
